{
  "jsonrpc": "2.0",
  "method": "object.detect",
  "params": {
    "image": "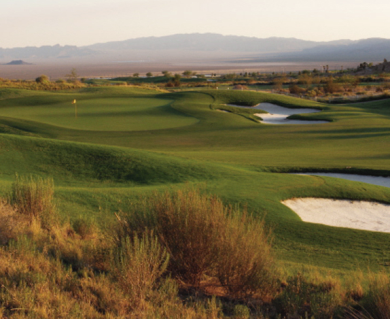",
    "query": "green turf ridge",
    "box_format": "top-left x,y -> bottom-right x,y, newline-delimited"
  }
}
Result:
0,87 -> 389,273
